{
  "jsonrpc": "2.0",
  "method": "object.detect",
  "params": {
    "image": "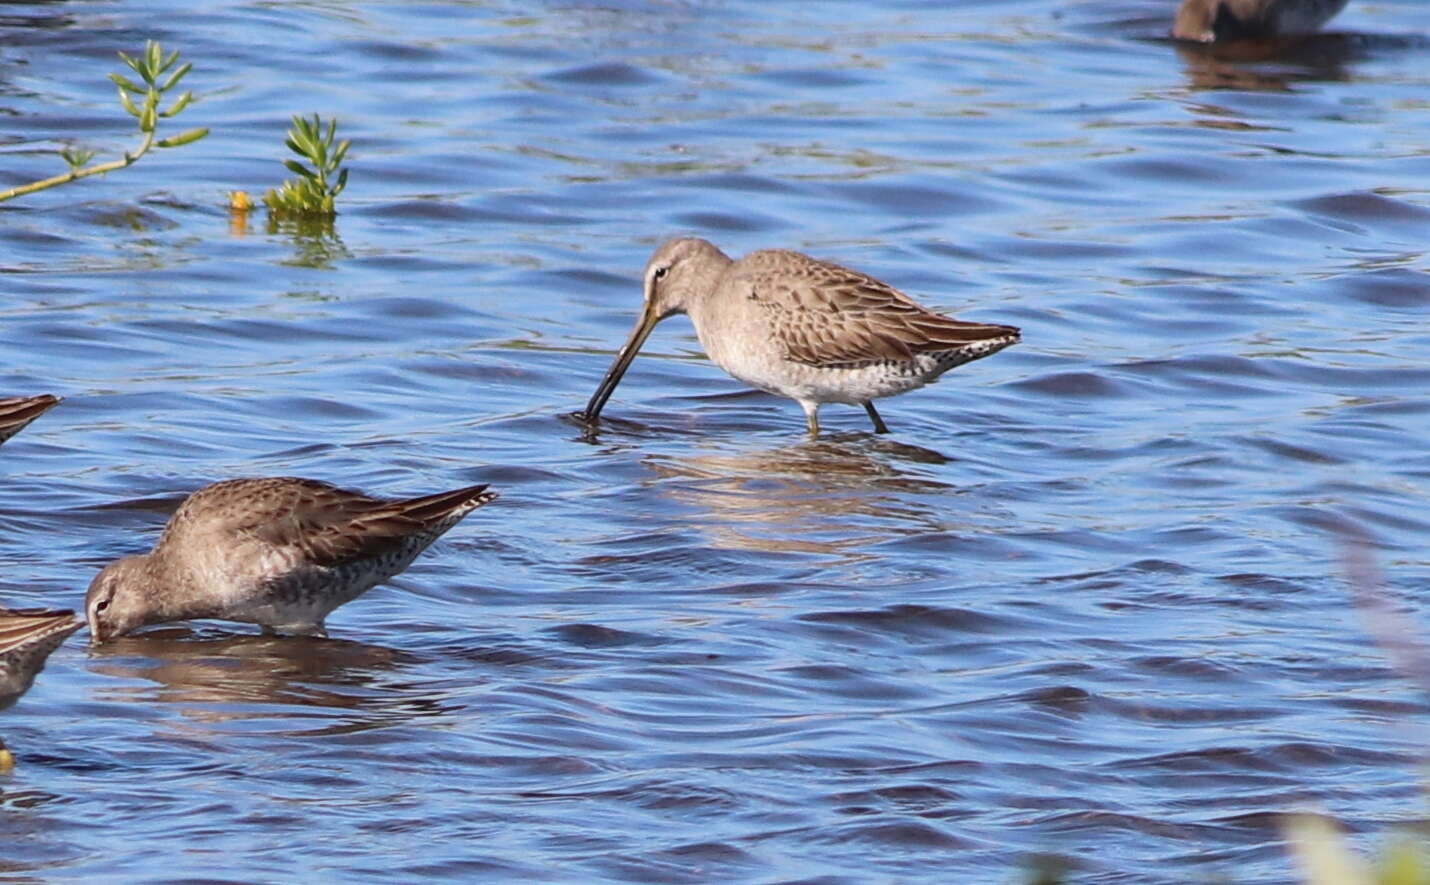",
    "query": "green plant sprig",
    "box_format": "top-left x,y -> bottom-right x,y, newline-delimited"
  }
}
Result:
0,40 -> 208,203
263,114 -> 349,218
